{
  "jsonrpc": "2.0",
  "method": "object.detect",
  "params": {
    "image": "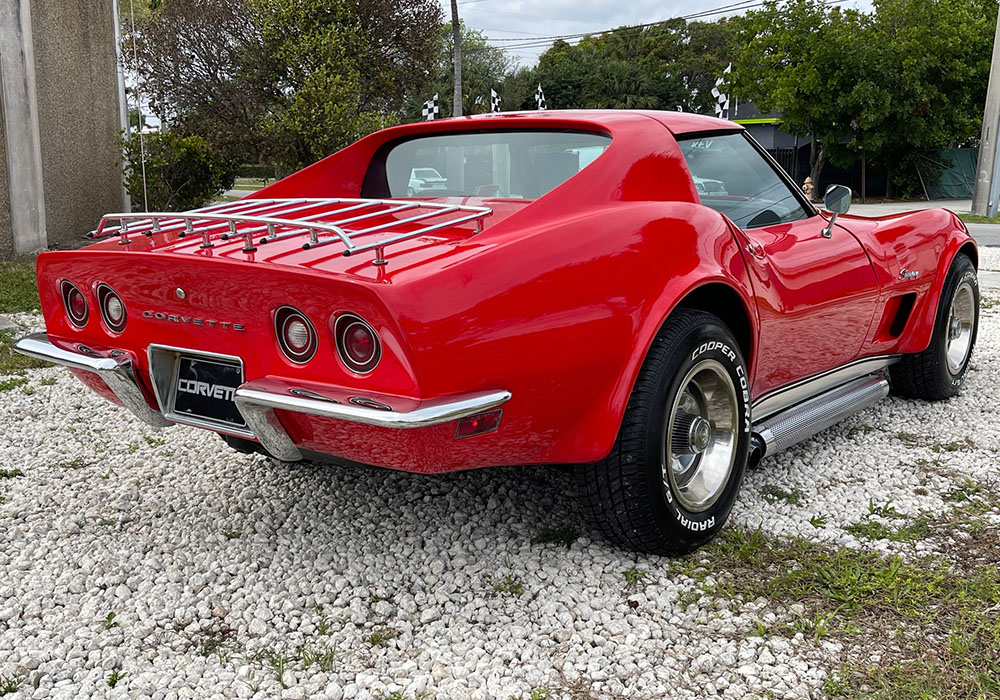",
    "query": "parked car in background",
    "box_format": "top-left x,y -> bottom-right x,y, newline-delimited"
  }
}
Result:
407,167 -> 448,197
17,110 -> 979,554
